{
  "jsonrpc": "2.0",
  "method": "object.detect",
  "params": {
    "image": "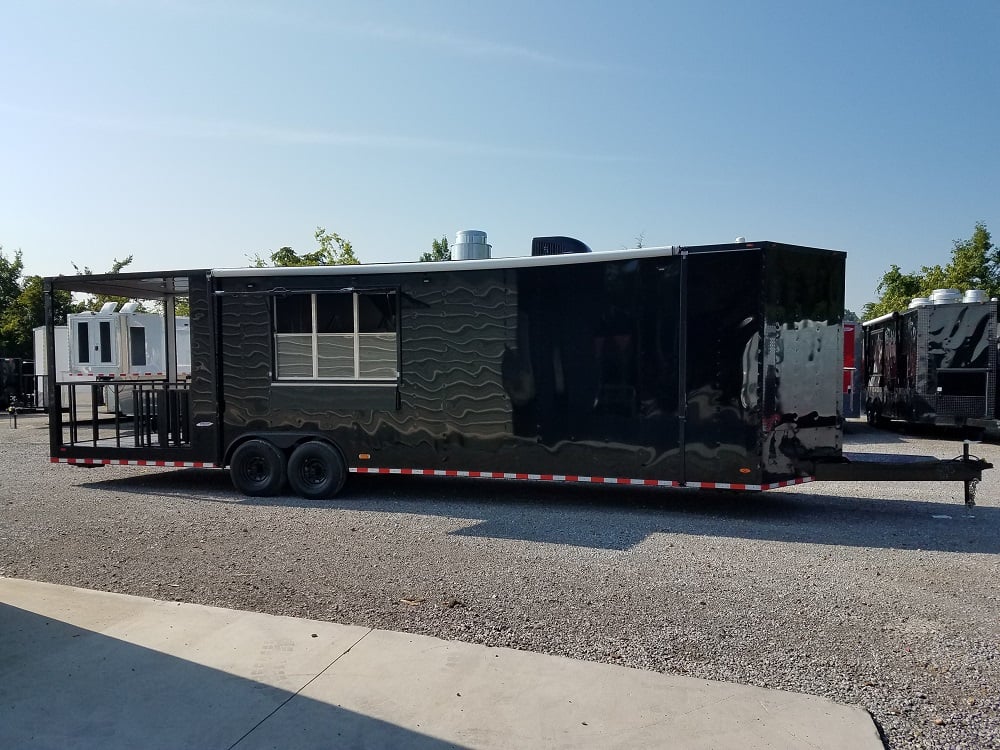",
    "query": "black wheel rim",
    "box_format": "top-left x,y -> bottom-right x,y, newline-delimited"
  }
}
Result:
243,456 -> 269,484
300,457 -> 326,487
